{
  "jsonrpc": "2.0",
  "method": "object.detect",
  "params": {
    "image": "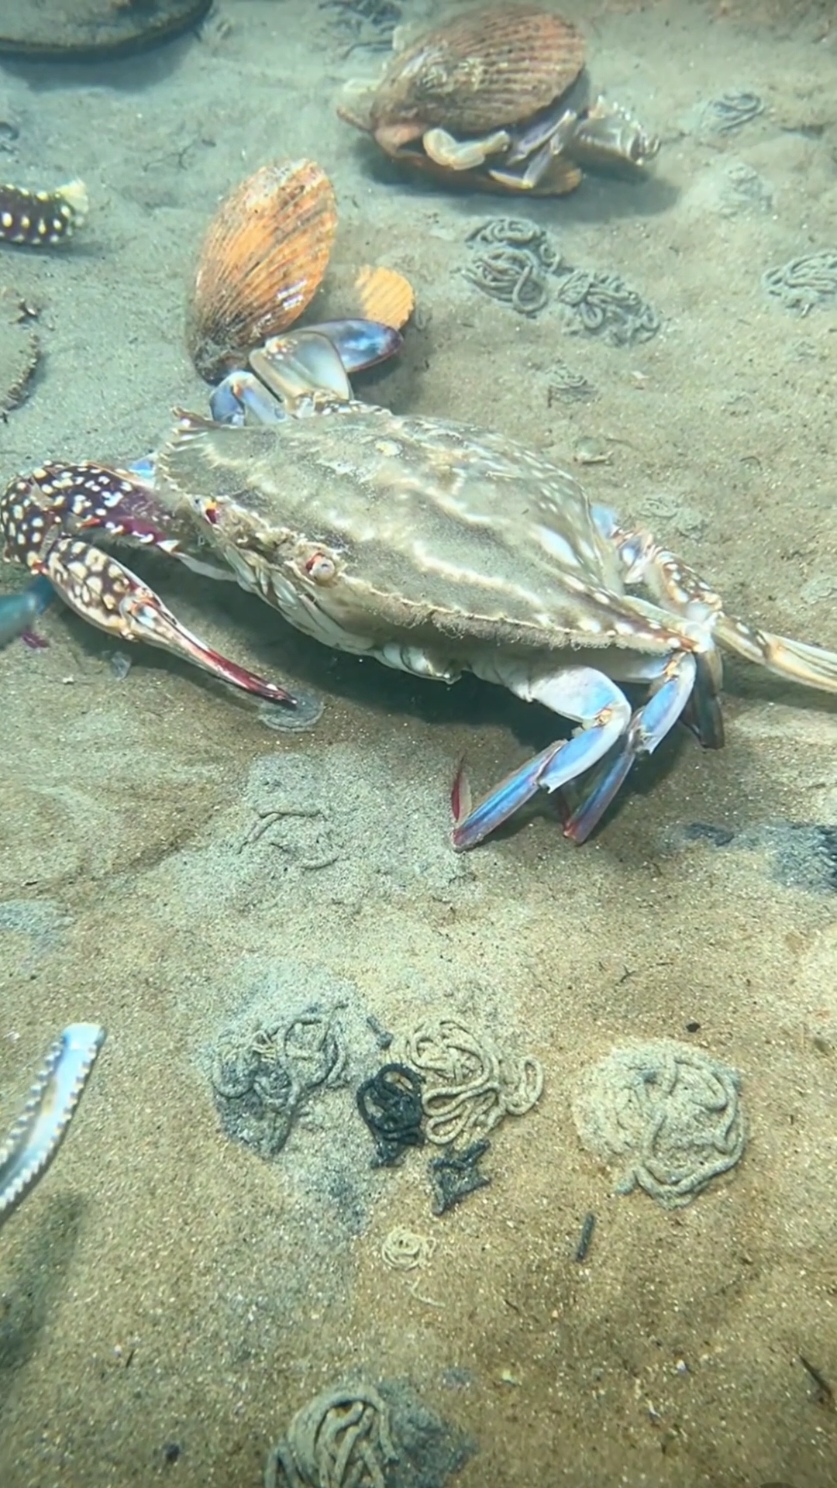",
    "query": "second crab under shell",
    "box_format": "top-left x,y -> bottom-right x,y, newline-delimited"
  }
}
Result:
338,5 -> 660,195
